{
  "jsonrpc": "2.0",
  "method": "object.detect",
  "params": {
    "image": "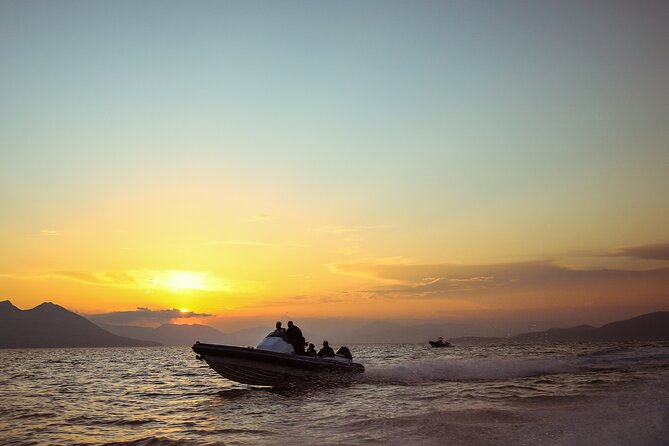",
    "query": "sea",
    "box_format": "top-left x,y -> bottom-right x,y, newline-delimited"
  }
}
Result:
1,342 -> 668,446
